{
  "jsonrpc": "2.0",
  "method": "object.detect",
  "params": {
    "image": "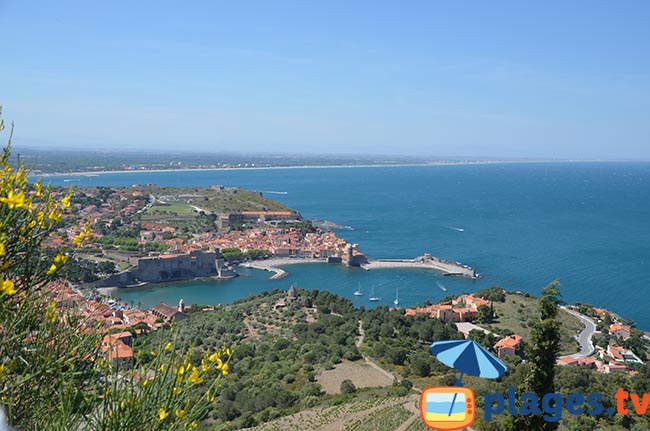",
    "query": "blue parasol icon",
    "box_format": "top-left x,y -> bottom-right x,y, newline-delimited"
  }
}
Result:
430,339 -> 507,416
